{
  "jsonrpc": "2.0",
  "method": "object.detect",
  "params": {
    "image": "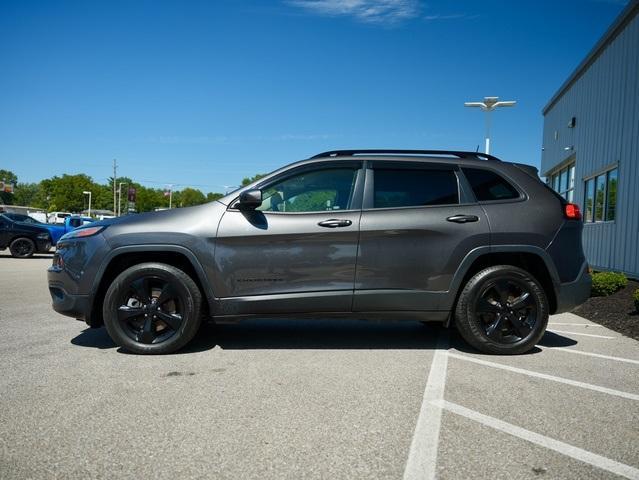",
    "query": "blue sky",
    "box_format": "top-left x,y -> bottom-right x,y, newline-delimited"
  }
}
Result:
0,0 -> 629,192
